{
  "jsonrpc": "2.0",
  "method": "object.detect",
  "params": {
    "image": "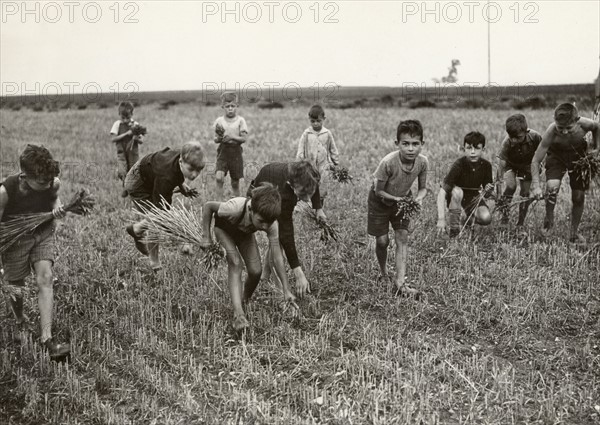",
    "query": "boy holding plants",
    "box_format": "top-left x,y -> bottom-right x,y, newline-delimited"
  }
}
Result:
530,103 -> 599,243
199,183 -> 297,331
213,92 -> 248,199
110,101 -> 145,196
496,114 -> 542,226
368,120 -> 428,296
296,104 -> 340,204
124,141 -> 205,271
0,144 -> 70,360
248,160 -> 324,297
436,131 -> 494,238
